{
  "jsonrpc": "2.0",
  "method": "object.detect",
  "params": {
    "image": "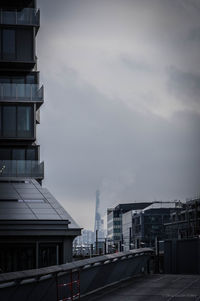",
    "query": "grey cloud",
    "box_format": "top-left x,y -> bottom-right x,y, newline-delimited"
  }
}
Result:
37,0 -> 200,229
188,27 -> 200,42
177,0 -> 200,10
39,66 -> 200,216
167,67 -> 200,107
120,56 -> 153,73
